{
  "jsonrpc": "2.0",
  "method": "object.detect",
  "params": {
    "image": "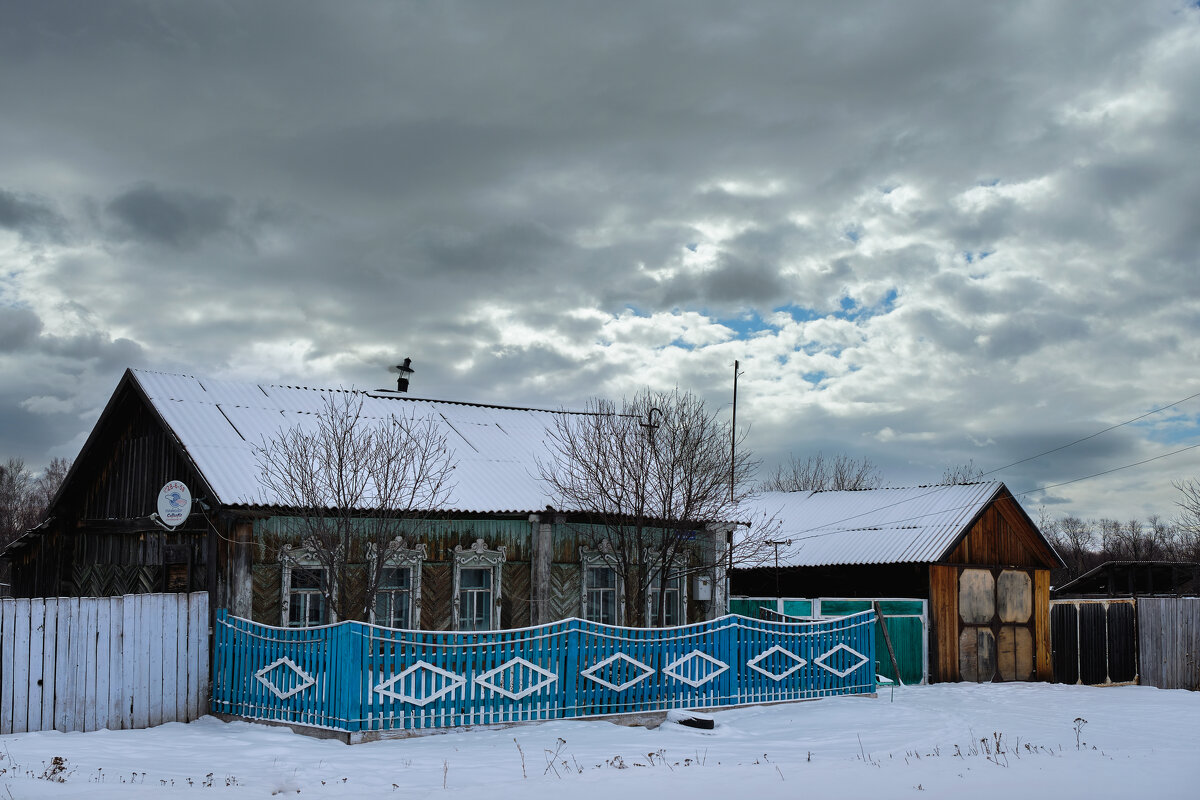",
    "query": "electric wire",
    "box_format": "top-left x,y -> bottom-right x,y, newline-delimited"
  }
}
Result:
759,389 -> 1200,543
769,441 -> 1200,545
976,388 -> 1200,478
